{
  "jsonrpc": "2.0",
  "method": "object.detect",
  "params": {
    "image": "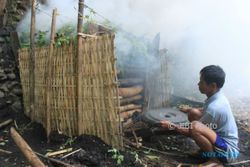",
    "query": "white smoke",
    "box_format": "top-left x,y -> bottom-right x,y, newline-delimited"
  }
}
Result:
88,0 -> 250,99
17,0 -> 250,99
17,0 -> 78,32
